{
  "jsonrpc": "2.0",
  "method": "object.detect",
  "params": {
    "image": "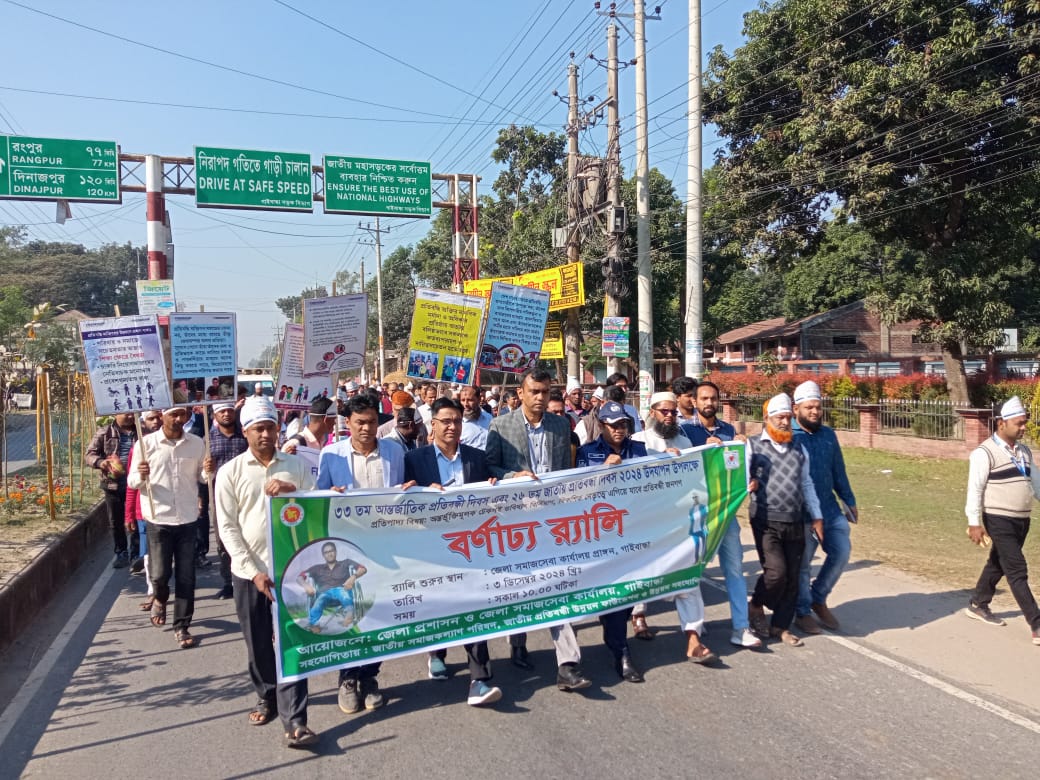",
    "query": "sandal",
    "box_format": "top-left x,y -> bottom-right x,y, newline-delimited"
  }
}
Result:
249,699 -> 276,726
770,627 -> 804,647
139,597 -> 155,612
285,724 -> 319,749
149,601 -> 166,627
632,614 -> 654,641
174,629 -> 197,649
687,644 -> 719,665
